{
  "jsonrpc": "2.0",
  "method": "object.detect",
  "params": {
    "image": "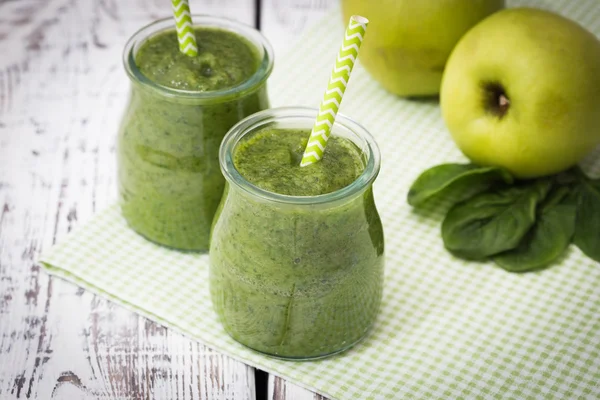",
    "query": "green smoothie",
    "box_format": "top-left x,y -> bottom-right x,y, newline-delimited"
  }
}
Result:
233,128 -> 364,195
210,127 -> 385,359
118,23 -> 270,251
